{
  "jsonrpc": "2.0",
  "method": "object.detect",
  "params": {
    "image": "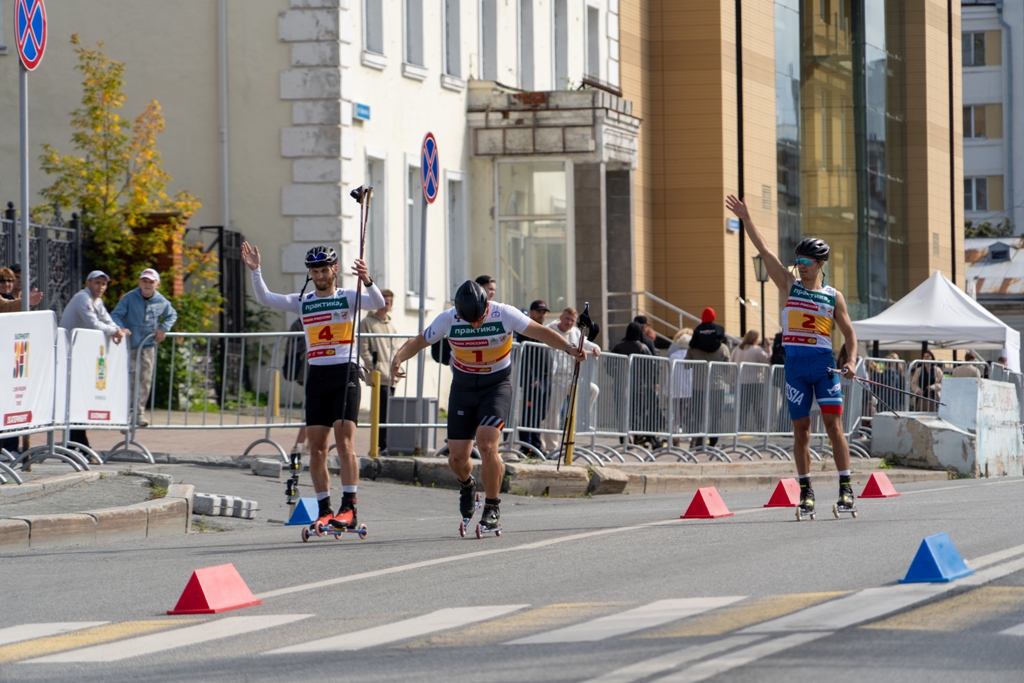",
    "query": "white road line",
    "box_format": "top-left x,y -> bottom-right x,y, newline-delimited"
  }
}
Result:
580,635 -> 766,683
24,615 -> 311,663
266,605 -> 528,654
999,622 -> 1024,637
651,632 -> 831,683
507,597 -> 745,645
968,543 -> 1024,570
0,622 -> 107,647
